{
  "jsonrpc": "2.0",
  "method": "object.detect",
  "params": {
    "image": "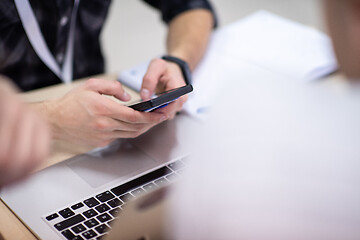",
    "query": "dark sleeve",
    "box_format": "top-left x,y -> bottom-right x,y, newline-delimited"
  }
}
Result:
142,0 -> 218,27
